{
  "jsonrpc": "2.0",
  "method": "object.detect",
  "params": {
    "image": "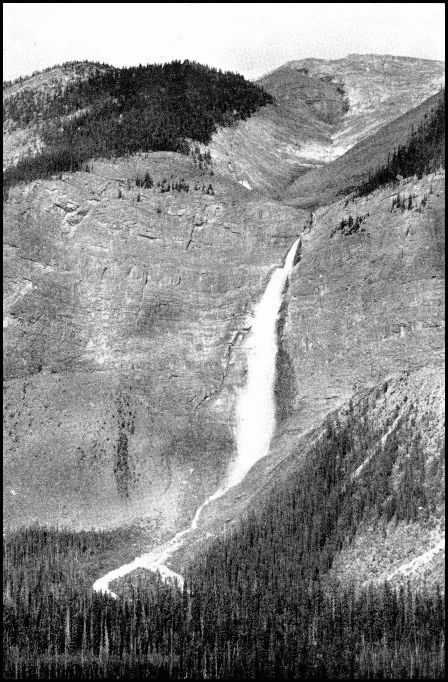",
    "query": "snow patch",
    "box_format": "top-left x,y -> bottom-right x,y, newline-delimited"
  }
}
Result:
238,179 -> 252,190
